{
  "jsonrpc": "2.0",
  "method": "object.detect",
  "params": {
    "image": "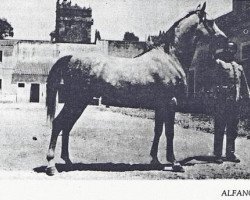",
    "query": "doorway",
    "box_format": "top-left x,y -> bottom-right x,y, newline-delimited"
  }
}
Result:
30,83 -> 40,102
